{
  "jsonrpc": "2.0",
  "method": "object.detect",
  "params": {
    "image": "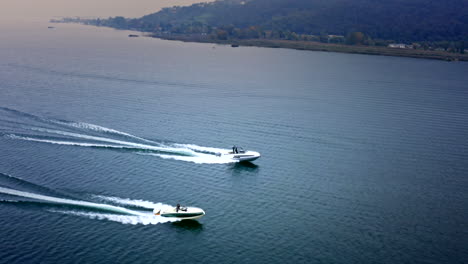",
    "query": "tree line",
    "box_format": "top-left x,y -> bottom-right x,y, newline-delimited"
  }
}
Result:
53,0 -> 468,53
